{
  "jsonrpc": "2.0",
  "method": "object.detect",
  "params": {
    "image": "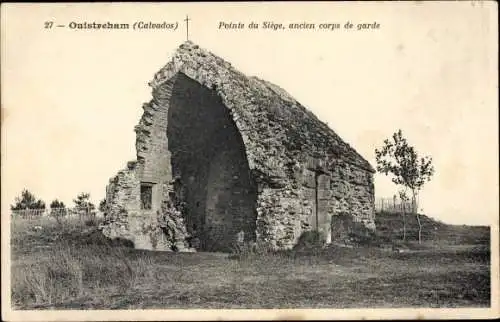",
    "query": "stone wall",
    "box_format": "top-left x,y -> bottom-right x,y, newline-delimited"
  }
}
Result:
135,78 -> 174,187
102,161 -> 172,251
102,161 -> 139,241
254,153 -> 375,250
